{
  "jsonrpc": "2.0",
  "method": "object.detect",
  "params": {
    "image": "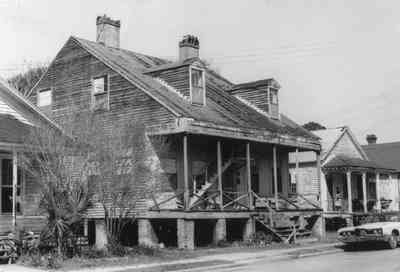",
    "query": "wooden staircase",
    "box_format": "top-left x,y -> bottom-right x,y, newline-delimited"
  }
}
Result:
254,212 -> 313,243
252,193 -> 318,243
189,157 -> 234,207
